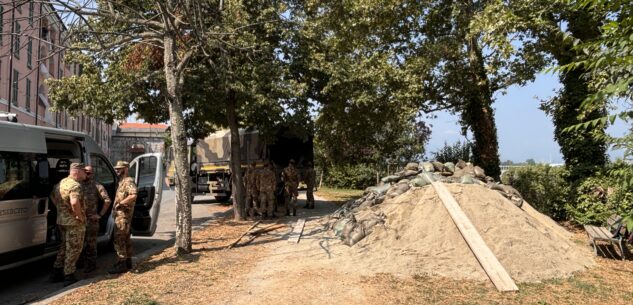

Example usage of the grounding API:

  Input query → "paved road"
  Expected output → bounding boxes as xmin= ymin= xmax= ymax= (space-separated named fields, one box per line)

xmin=0 ymin=189 xmax=231 ymax=305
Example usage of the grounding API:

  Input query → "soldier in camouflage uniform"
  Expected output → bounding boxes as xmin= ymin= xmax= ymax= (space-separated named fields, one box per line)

xmin=244 ymin=162 xmax=259 ymax=217
xmin=257 ymin=162 xmax=277 ymax=218
xmin=108 ymin=161 xmax=138 ymax=274
xmin=282 ymin=159 xmax=300 ymax=216
xmin=303 ymin=162 xmax=317 ymax=209
xmin=51 ymin=163 xmax=87 ymax=287
xmin=79 ymin=166 xmax=112 ymax=273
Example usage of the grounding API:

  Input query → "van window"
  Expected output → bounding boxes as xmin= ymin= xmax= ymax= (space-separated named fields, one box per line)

xmin=90 ymin=155 xmax=115 ymax=185
xmin=0 ymin=152 xmax=34 ymax=201
xmin=138 ymin=156 xmax=158 ymax=188
xmin=45 ymin=139 xmax=82 ymax=185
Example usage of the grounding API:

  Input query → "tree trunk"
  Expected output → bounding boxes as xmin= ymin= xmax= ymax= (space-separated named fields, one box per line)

xmin=164 ymin=33 xmax=193 ymax=254
xmin=226 ymin=92 xmax=246 ymax=220
xmin=545 ymin=11 xmax=607 ymax=182
xmin=464 ymin=25 xmax=501 ymax=179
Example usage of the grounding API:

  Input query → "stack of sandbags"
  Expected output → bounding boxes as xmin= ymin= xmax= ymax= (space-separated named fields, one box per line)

xmin=330 ymin=160 xmax=527 ymax=246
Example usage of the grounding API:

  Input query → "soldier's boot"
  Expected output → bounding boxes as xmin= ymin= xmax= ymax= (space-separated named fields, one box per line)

xmin=126 ymin=258 xmax=133 ymax=270
xmin=49 ymin=268 xmax=64 ymax=283
xmin=63 ymin=274 xmax=78 ymax=287
xmin=108 ymin=261 xmax=129 ymax=274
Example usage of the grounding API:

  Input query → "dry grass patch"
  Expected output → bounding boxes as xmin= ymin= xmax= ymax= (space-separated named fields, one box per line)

xmin=51 ymin=218 xmax=273 ymax=305
xmin=315 ymin=187 xmax=364 ymax=204
xmin=358 ymin=256 xmax=633 ymax=305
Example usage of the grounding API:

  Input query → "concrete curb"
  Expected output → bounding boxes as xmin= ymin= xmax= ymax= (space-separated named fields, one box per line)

xmin=30 ymin=207 xmax=234 ymax=305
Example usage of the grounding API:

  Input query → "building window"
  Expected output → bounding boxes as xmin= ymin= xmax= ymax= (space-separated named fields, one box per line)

xmin=25 ymin=79 xmax=31 ymax=112
xmin=11 ymin=70 xmax=19 ymax=106
xmin=28 ymin=1 xmax=34 ymax=25
xmin=17 ymin=2 xmax=23 ymax=13
xmin=27 ymin=39 xmax=32 ymax=69
xmin=13 ymin=21 xmax=20 ymax=59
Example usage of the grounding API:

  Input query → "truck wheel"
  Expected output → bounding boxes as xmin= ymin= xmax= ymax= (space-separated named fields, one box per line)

xmin=215 ymin=195 xmax=231 ymax=202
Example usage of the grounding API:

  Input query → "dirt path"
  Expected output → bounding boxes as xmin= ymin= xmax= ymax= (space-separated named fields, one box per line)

xmin=223 ymin=194 xmax=376 ymax=305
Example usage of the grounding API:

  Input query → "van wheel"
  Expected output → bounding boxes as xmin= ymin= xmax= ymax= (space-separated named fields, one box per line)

xmin=215 ymin=195 xmax=231 ymax=202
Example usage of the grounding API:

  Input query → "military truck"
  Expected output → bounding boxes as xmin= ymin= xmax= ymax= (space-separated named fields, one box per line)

xmin=167 ymin=128 xmax=313 ymax=201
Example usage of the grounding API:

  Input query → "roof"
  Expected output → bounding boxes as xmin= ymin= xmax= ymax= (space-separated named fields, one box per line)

xmin=119 ymin=123 xmax=169 ymax=131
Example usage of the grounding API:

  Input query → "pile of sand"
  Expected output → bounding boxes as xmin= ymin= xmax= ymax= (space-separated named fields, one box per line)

xmin=330 ymin=184 xmax=594 ymax=283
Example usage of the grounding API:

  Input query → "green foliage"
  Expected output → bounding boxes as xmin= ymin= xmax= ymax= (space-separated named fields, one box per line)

xmin=502 ymin=165 xmax=571 ymax=220
xmin=323 ymin=164 xmax=377 ymax=190
xmin=565 ymin=166 xmax=633 ymax=227
xmin=431 ymin=141 xmax=472 ymax=164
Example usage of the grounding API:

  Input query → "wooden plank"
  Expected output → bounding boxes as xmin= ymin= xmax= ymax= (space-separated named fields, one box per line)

xmin=288 ymin=218 xmax=306 ymax=244
xmin=430 ymin=180 xmax=519 ymax=292
xmin=226 ymin=220 xmax=261 ymax=249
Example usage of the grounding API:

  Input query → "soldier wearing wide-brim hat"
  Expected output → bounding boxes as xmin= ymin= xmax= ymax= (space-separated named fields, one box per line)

xmin=51 ymin=163 xmax=87 ymax=286
xmin=109 ymin=160 xmax=138 ymax=274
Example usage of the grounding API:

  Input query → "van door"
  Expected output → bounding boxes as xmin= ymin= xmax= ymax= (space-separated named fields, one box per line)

xmin=0 ymin=152 xmax=48 ymax=267
xmin=128 ymin=153 xmax=163 ymax=236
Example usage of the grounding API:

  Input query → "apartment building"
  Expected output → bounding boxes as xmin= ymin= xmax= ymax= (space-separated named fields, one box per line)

xmin=0 ymin=1 xmax=112 ymax=155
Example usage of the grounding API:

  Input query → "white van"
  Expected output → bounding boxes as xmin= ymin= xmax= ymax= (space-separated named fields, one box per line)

xmin=0 ymin=120 xmax=164 ymax=271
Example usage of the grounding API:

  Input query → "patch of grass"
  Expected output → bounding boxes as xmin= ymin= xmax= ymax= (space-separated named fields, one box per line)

xmin=122 ymin=292 xmax=158 ymax=305
xmin=316 ymin=186 xmax=364 ymax=204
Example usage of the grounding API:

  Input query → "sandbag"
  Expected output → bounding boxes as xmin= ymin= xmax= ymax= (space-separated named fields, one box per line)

xmin=460 ymin=174 xmax=474 ymax=184
xmin=341 ymin=220 xmax=355 ymax=239
xmin=444 ymin=162 xmax=455 ymax=173
xmin=432 ymin=161 xmax=445 ymax=172
xmin=455 ymin=159 xmax=467 ymax=169
xmin=405 ymin=162 xmax=419 ymax=171
xmin=333 ymin=219 xmax=351 ymax=237
xmin=410 ymin=177 xmax=429 ymax=187
xmin=474 ymin=166 xmax=486 ymax=178
xmin=421 ymin=162 xmax=435 ymax=172
xmin=396 ymin=183 xmax=410 ymax=193
xmin=346 ymin=225 xmax=366 ymax=246
xmin=398 ymin=178 xmax=410 ymax=185
xmin=367 ymin=184 xmax=391 ymax=195
xmin=403 ymin=170 xmax=418 ymax=177
xmin=381 ymin=175 xmax=400 ymax=183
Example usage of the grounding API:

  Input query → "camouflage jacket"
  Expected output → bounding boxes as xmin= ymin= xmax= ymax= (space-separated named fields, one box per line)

xmin=244 ymin=168 xmax=259 ymax=192
xmin=303 ymin=168 xmax=316 ymax=187
xmin=282 ymin=165 xmax=299 ymax=186
xmin=82 ymin=179 xmax=111 ymax=219
xmin=50 ymin=183 xmax=61 ymax=206
xmin=257 ymin=168 xmax=277 ymax=193
xmin=114 ymin=177 xmax=137 ymax=209
xmin=57 ymin=177 xmax=85 ymax=226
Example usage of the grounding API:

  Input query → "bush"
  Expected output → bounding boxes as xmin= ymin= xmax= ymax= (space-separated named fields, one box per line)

xmin=323 ymin=164 xmax=377 ymax=189
xmin=502 ymin=165 xmax=571 ymax=220
xmin=567 ymin=169 xmax=633 ymax=225
xmin=503 ymin=162 xmax=633 ymax=225
xmin=431 ymin=141 xmax=471 ymax=163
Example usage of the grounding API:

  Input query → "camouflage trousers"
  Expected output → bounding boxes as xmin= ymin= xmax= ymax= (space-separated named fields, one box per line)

xmin=246 ymin=190 xmax=259 ymax=210
xmin=284 ymin=184 xmax=299 ymax=211
xmin=306 ymin=184 xmax=315 ymax=207
xmin=113 ymin=206 xmax=134 ymax=261
xmin=258 ymin=191 xmax=275 ymax=215
xmin=79 ymin=221 xmax=99 ymax=267
xmin=53 ymin=225 xmax=86 ymax=275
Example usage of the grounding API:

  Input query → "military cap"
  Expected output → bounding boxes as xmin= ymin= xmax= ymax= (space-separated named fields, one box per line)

xmin=114 ymin=161 xmax=130 ymax=169
xmin=70 ymin=163 xmax=86 ymax=170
